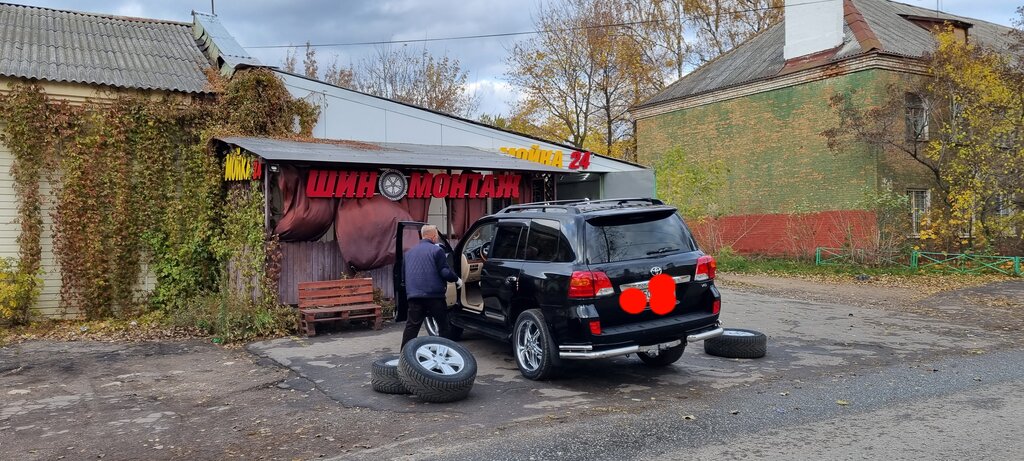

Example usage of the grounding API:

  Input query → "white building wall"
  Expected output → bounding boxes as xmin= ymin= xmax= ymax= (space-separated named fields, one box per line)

xmin=275 ymin=71 xmax=645 ymax=175
xmin=0 ymin=131 xmax=63 ymax=317
xmin=0 ymin=80 xmax=174 ymax=317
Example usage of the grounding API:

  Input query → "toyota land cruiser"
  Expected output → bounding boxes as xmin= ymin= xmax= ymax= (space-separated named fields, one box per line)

xmin=394 ymin=198 xmax=723 ymax=380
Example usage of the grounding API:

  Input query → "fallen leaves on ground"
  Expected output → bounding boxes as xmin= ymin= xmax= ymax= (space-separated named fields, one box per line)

xmin=1 ymin=312 xmax=204 ymax=345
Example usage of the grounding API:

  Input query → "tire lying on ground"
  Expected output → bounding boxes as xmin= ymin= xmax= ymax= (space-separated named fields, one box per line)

xmin=398 ymin=336 xmax=477 ymax=403
xmin=704 ymin=328 xmax=768 ymax=359
xmin=371 ymin=356 xmax=409 ymax=394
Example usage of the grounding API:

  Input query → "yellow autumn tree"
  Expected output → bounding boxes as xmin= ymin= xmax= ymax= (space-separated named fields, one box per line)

xmin=824 ymin=26 xmax=1024 ymax=253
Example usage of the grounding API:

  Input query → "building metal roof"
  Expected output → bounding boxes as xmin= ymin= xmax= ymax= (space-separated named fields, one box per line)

xmin=192 ymin=12 xmax=261 ymax=77
xmin=0 ymin=3 xmax=212 ymax=93
xmin=215 ymin=136 xmax=572 ymax=174
xmin=637 ymin=0 xmax=1015 ymax=111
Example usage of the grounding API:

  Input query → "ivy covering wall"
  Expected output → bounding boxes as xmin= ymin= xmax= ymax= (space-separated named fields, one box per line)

xmin=0 ymin=69 xmax=318 ymax=338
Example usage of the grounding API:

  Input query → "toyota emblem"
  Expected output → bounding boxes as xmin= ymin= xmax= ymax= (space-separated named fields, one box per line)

xmin=650 ymin=266 xmax=663 ymax=276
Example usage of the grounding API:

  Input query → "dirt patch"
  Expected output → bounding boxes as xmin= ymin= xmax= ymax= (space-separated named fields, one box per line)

xmin=718 ymin=273 xmax=921 ymax=308
xmin=0 ymin=340 xmax=431 ymax=460
xmin=718 ymin=273 xmax=1024 ymax=341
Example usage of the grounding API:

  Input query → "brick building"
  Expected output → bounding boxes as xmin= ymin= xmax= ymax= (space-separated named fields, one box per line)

xmin=633 ymin=0 xmax=1013 ymax=256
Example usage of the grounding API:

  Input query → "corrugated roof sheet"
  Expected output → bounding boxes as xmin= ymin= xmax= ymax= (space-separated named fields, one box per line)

xmin=639 ymin=0 xmax=1015 ymax=109
xmin=0 ymin=3 xmax=211 ymax=93
xmin=192 ymin=12 xmax=261 ymax=75
xmin=215 ymin=137 xmax=572 ymax=174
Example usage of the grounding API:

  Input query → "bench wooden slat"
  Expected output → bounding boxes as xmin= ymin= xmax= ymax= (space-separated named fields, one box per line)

xmin=296 ymin=278 xmax=383 ymax=336
xmin=298 ymin=286 xmax=373 ymax=297
xmin=298 ymin=279 xmax=373 ymax=290
xmin=299 ymin=294 xmax=374 ymax=307
xmin=304 ymin=312 xmax=380 ymax=323
xmin=299 ymin=304 xmax=379 ymax=314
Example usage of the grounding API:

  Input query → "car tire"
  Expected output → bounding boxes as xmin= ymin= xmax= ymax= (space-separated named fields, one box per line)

xmin=424 ymin=315 xmax=464 ymax=341
xmin=398 ymin=336 xmax=477 ymax=403
xmin=637 ymin=343 xmax=686 ymax=367
xmin=371 ymin=356 xmax=409 ymax=394
xmin=704 ymin=328 xmax=767 ymax=359
xmin=513 ymin=309 xmax=559 ymax=381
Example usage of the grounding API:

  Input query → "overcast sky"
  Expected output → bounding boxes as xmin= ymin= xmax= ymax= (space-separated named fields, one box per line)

xmin=19 ymin=0 xmax=1024 ymax=117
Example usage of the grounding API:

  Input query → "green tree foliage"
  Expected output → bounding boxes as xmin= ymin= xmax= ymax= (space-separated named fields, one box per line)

xmin=654 ymin=147 xmax=729 ymax=219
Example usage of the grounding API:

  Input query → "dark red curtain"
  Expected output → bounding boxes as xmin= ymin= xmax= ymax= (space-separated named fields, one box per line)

xmin=274 ymin=166 xmax=337 ymax=242
xmin=450 ymin=198 xmax=488 ymax=239
xmin=402 ymin=197 xmax=430 ymax=223
xmin=335 ymin=195 xmax=420 ymax=272
xmin=520 ymin=174 xmax=533 ymax=203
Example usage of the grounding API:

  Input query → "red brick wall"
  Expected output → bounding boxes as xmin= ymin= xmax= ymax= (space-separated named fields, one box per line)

xmin=690 ymin=210 xmax=878 ymax=257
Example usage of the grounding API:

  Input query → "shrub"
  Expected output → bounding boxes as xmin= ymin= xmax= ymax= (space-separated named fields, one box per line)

xmin=0 ymin=258 xmax=41 ymax=324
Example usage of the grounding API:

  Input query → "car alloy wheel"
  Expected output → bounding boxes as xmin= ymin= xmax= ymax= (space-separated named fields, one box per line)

xmin=398 ymin=336 xmax=477 ymax=403
xmin=425 ymin=316 xmax=440 ymax=336
xmin=515 ymin=318 xmax=543 ymax=373
xmin=414 ymin=343 xmax=466 ymax=376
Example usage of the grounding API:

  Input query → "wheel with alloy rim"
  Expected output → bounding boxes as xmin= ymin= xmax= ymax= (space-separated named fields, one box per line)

xmin=370 ymin=356 xmax=409 ymax=394
xmin=513 ymin=309 xmax=558 ymax=380
xmin=398 ymin=336 xmax=477 ymax=403
xmin=704 ymin=328 xmax=767 ymax=359
xmin=424 ymin=315 xmax=463 ymax=341
xmin=637 ymin=343 xmax=686 ymax=367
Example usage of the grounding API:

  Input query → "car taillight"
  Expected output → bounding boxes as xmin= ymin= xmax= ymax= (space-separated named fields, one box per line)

xmin=695 ymin=255 xmax=717 ymax=281
xmin=568 ymin=271 xmax=614 ymax=298
xmin=589 ymin=320 xmax=602 ymax=335
xmin=712 ymin=298 xmax=721 ymax=315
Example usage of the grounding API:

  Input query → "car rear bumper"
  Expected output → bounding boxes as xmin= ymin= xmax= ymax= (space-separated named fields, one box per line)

xmin=558 ymin=326 xmax=723 ymax=360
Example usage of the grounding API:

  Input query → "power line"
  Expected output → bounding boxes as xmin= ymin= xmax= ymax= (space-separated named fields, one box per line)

xmin=244 ymin=0 xmax=841 ymax=49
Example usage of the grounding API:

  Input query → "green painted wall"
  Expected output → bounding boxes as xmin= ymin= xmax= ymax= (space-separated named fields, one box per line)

xmin=637 ymin=68 xmax=929 ymax=215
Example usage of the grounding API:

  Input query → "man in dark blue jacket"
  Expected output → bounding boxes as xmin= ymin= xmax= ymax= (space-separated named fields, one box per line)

xmin=401 ymin=225 xmax=461 ymax=349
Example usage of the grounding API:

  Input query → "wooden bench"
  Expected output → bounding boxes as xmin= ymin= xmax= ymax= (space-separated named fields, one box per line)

xmin=297 ymin=278 xmax=383 ymax=337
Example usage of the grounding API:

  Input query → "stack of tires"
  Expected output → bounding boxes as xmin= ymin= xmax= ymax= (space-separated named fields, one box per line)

xmin=371 ymin=336 xmax=477 ymax=403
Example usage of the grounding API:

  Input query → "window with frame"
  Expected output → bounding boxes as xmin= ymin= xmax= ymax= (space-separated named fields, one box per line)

xmin=996 ymin=194 xmax=1015 ymax=218
xmin=490 ymin=224 xmax=525 ymax=260
xmin=523 ymin=219 xmax=575 ymax=263
xmin=905 ymin=93 xmax=929 ymax=141
xmin=908 ymin=189 xmax=930 ymax=235
xmin=462 ymin=222 xmax=495 ymax=261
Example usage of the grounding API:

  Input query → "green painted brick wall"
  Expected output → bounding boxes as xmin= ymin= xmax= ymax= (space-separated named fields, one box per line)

xmin=637 ymin=68 xmax=928 ymax=215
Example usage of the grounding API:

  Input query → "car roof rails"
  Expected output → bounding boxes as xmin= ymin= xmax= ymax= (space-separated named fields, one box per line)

xmin=498 ymin=197 xmax=665 ymax=214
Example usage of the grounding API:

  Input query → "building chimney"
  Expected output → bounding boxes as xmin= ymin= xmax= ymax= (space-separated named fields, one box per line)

xmin=784 ymin=0 xmax=844 ymax=60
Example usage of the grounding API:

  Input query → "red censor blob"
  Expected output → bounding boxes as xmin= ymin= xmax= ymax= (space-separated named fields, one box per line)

xmin=619 ymin=288 xmax=647 ymax=314
xmin=618 ymin=274 xmax=679 ymax=316
xmin=648 ymin=274 xmax=677 ymax=315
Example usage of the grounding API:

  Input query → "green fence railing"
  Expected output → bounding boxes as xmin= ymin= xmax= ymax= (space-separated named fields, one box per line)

xmin=910 ymin=251 xmax=1022 ymax=276
xmin=816 ymin=247 xmax=1022 ymax=276
xmin=814 ymin=247 xmax=907 ymax=268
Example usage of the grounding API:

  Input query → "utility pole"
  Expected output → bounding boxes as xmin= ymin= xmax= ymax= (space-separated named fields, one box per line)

xmin=211 ymin=0 xmax=215 ymax=15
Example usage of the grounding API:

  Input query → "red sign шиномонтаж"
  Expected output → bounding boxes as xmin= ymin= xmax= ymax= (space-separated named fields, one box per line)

xmin=305 ymin=170 xmax=522 ymax=199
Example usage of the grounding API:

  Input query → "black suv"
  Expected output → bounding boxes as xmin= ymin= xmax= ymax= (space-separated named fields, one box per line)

xmin=394 ymin=198 xmax=723 ymax=380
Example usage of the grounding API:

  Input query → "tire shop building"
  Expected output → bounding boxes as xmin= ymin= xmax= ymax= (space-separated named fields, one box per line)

xmin=193 ymin=12 xmax=654 ymax=302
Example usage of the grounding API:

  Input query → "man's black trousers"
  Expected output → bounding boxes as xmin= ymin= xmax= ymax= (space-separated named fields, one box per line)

xmin=401 ymin=297 xmax=449 ymax=349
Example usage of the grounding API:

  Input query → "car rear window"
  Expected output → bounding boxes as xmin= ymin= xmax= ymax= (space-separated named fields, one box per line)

xmin=585 ymin=211 xmax=697 ymax=263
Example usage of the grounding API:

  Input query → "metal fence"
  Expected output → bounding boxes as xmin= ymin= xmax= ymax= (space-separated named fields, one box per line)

xmin=815 ymin=247 xmax=1023 ymax=276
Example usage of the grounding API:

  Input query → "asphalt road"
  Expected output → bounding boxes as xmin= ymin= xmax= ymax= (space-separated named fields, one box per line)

xmin=358 ymin=348 xmax=1024 ymax=460
xmin=3 ymin=277 xmax=1022 ymax=460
